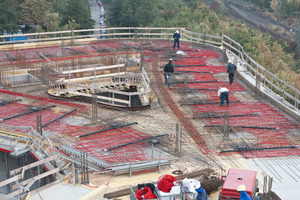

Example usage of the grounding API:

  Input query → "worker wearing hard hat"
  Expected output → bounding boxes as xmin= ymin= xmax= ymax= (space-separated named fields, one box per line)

xmin=173 ymin=30 xmax=180 ymax=50
xmin=163 ymin=58 xmax=174 ymax=88
xmin=227 ymin=60 xmax=237 ymax=85
xmin=237 ymin=185 xmax=251 ymax=200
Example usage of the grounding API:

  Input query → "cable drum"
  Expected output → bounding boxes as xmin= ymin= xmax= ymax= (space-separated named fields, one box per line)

xmin=157 ymin=175 xmax=177 ymax=192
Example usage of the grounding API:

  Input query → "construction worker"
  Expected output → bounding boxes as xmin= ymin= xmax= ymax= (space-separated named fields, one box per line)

xmin=164 ymin=58 xmax=174 ymax=88
xmin=195 ymin=186 xmax=207 ymax=200
xmin=227 ymin=60 xmax=237 ymax=85
xmin=237 ymin=185 xmax=251 ymax=200
xmin=173 ymin=30 xmax=180 ymax=50
xmin=218 ymin=87 xmax=229 ymax=106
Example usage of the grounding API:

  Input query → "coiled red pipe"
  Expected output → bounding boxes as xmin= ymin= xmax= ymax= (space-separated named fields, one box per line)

xmin=135 ymin=187 xmax=156 ymax=200
xmin=157 ymin=175 xmax=177 ymax=192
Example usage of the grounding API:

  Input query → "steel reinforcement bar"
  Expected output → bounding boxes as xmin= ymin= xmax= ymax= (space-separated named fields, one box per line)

xmin=152 ymin=51 xmax=209 ymax=155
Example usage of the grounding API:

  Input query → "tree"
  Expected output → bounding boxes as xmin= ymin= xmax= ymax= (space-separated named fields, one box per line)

xmin=49 ymin=0 xmax=68 ymax=17
xmin=270 ymin=0 xmax=277 ymax=12
xmin=45 ymin=13 xmax=60 ymax=32
xmin=18 ymin=0 xmax=51 ymax=25
xmin=106 ymin=0 xmax=123 ymax=26
xmin=65 ymin=19 xmax=80 ymax=30
xmin=61 ymin=0 xmax=94 ymax=30
xmin=0 ymin=0 xmax=18 ymax=34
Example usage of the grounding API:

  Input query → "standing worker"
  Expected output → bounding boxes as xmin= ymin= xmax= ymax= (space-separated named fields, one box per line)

xmin=164 ymin=58 xmax=174 ymax=88
xmin=227 ymin=60 xmax=237 ymax=85
xmin=218 ymin=87 xmax=229 ymax=106
xmin=195 ymin=186 xmax=207 ymax=200
xmin=237 ymin=185 xmax=251 ymax=200
xmin=173 ymin=30 xmax=180 ymax=50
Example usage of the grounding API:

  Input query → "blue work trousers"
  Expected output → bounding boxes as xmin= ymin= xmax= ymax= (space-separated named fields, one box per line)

xmin=220 ymin=91 xmax=229 ymax=106
xmin=173 ymin=39 xmax=180 ymax=49
xmin=164 ymin=72 xmax=172 ymax=88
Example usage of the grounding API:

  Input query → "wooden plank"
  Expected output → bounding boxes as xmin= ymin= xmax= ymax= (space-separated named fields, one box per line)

xmin=0 ymin=188 xmax=25 ymax=200
xmin=11 ymin=168 xmax=59 ymax=190
xmin=63 ymin=72 xmax=126 ymax=83
xmin=24 ymin=168 xmax=60 ymax=191
xmin=0 ymin=175 xmax=22 ymax=188
xmin=61 ymin=64 xmax=125 ymax=74
xmin=10 ymin=155 xmax=59 ymax=176
xmin=3 ymin=169 xmax=59 ymax=200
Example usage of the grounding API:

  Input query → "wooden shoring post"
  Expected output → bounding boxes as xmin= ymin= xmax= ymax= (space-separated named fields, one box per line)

xmin=263 ymin=175 xmax=267 ymax=200
xmin=71 ymin=162 xmax=76 ymax=184
xmin=268 ymin=176 xmax=273 ymax=199
xmin=36 ymin=114 xmax=42 ymax=136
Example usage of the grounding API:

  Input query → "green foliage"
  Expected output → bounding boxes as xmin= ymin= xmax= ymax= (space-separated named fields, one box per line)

xmin=45 ymin=13 xmax=60 ymax=32
xmin=65 ymin=19 xmax=80 ymax=30
xmin=281 ymin=0 xmax=300 ymax=18
xmin=18 ymin=0 xmax=51 ymax=25
xmin=61 ymin=0 xmax=94 ymax=29
xmin=2 ymin=0 xmax=93 ymax=32
xmin=0 ymin=0 xmax=18 ymax=34
xmin=49 ymin=0 xmax=68 ymax=17
xmin=35 ymin=25 xmax=45 ymax=33
xmin=106 ymin=0 xmax=160 ymax=27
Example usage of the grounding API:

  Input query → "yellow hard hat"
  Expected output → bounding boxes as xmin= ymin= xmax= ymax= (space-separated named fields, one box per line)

xmin=237 ymin=185 xmax=246 ymax=191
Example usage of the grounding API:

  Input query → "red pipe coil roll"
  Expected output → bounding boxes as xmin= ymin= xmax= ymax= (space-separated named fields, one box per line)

xmin=135 ymin=187 xmax=156 ymax=200
xmin=157 ymin=175 xmax=177 ymax=192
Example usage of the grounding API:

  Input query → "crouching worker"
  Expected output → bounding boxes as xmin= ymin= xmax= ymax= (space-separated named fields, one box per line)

xmin=218 ymin=87 xmax=229 ymax=106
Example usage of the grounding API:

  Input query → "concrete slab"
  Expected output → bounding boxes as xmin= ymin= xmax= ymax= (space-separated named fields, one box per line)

xmin=29 ymin=183 xmax=92 ymax=200
xmin=248 ymin=157 xmax=300 ymax=200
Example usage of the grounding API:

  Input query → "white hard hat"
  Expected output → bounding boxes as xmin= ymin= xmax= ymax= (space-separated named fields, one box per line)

xmin=169 ymin=58 xmax=172 ymax=61
xmin=237 ymin=185 xmax=246 ymax=191
xmin=228 ymin=60 xmax=232 ymax=63
xmin=176 ymin=30 xmax=179 ymax=33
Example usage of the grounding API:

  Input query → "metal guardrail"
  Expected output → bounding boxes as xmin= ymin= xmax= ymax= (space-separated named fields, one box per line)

xmin=221 ymin=34 xmax=300 ymax=110
xmin=0 ymin=27 xmax=299 ymax=111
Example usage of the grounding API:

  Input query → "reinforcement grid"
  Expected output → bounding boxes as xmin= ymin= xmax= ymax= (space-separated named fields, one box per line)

xmin=0 ymin=101 xmax=153 ymax=164
xmin=0 ymin=40 xmax=299 ymax=164
xmin=148 ymin=41 xmax=300 ymax=159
